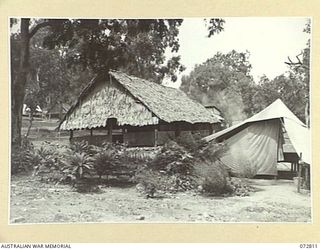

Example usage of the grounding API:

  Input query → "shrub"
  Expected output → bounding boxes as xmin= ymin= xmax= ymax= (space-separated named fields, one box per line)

xmin=70 ymin=140 xmax=91 ymax=154
xmin=175 ymin=132 xmax=205 ymax=153
xmin=63 ymin=151 xmax=94 ymax=180
xmin=149 ymin=140 xmax=194 ymax=175
xmin=92 ymin=149 xmax=119 ymax=179
xmin=194 ymin=160 xmax=229 ymax=195
xmin=134 ymin=166 xmax=198 ymax=194
xmin=31 ymin=144 xmax=67 ymax=180
xmin=134 ymin=136 xmax=231 ymax=196
xmin=91 ymin=142 xmax=140 ymax=179
xmin=134 ymin=140 xmax=197 ymax=194
xmin=11 ymin=139 xmax=58 ymax=175
xmin=11 ymin=146 xmax=37 ymax=174
xmin=34 ymin=141 xmax=104 ymax=190
xmin=198 ymin=140 xmax=226 ymax=162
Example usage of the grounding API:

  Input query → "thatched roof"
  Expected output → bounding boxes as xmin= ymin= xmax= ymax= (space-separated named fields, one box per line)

xmin=59 ymin=70 xmax=220 ymax=130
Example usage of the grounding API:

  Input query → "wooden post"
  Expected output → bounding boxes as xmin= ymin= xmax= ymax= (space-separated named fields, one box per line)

xmin=122 ymin=127 xmax=126 ymax=145
xmin=297 ymin=153 xmax=302 ymax=193
xmin=107 ymin=121 xmax=113 ymax=143
xmin=174 ymin=122 xmax=181 ymax=138
xmin=154 ymin=126 xmax=158 ymax=146
xmin=108 ymin=124 xmax=112 ymax=143
xmin=175 ymin=124 xmax=180 ymax=138
xmin=175 ymin=130 xmax=180 ymax=138
xmin=209 ymin=124 xmax=214 ymax=135
xmin=305 ymin=166 xmax=310 ymax=190
xmin=69 ymin=130 xmax=73 ymax=141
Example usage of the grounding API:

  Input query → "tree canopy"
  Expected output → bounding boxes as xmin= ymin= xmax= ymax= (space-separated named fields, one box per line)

xmin=180 ymin=50 xmax=256 ymax=125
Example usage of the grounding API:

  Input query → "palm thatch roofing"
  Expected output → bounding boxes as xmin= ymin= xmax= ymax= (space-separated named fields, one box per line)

xmin=59 ymin=70 xmax=220 ymax=130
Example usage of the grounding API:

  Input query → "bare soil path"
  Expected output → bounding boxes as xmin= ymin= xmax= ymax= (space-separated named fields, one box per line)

xmin=10 ymin=175 xmax=311 ymax=223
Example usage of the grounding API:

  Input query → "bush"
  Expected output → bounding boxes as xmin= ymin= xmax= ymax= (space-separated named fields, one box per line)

xmin=69 ymin=140 xmax=91 ymax=154
xmin=31 ymin=143 xmax=67 ymax=182
xmin=134 ymin=138 xmax=229 ymax=195
xmin=91 ymin=142 xmax=141 ymax=179
xmin=11 ymin=145 xmax=39 ymax=175
xmin=134 ymin=165 xmax=198 ymax=194
xmin=11 ymin=139 xmax=58 ymax=175
xmin=198 ymin=140 xmax=227 ymax=162
xmin=194 ymin=160 xmax=229 ymax=195
xmin=63 ymin=151 xmax=94 ymax=179
xmin=92 ymin=149 xmax=119 ymax=178
xmin=148 ymin=140 xmax=194 ymax=175
xmin=175 ymin=132 xmax=205 ymax=153
xmin=33 ymin=140 xmax=142 ymax=190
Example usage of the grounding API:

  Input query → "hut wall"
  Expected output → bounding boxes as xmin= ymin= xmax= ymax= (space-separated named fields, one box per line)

xmin=157 ymin=131 xmax=175 ymax=145
xmin=154 ymin=122 xmax=222 ymax=146
xmin=124 ymin=131 xmax=156 ymax=147
xmin=72 ymin=134 xmax=110 ymax=145
xmin=60 ymin=79 xmax=158 ymax=130
xmin=69 ymin=120 xmax=221 ymax=147
xmin=156 ymin=130 xmax=212 ymax=145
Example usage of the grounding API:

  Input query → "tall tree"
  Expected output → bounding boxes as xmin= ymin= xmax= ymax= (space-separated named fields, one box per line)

xmin=11 ymin=18 xmax=35 ymax=146
xmin=180 ymin=50 xmax=255 ymax=125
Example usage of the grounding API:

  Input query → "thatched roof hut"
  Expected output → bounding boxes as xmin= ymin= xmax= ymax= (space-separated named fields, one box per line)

xmin=59 ymin=71 xmax=222 ymax=146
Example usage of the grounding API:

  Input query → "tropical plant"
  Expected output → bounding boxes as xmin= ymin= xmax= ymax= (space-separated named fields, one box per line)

xmin=63 ymin=152 xmax=94 ymax=180
xmin=92 ymin=150 xmax=119 ymax=179
xmin=11 ymin=146 xmax=39 ymax=174
xmin=149 ymin=140 xmax=194 ymax=175
xmin=32 ymin=146 xmax=65 ymax=177
xmin=69 ymin=140 xmax=92 ymax=154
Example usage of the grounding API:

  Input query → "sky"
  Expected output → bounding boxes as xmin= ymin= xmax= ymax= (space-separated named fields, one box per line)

xmin=164 ymin=17 xmax=310 ymax=88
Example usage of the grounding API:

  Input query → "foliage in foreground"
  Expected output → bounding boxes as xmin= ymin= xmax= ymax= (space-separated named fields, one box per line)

xmin=11 ymin=139 xmax=142 ymax=191
xmin=134 ymin=133 xmax=239 ymax=197
xmin=11 ymin=135 xmax=254 ymax=196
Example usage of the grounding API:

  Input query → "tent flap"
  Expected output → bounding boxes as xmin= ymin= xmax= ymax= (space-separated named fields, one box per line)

xmin=220 ymin=119 xmax=280 ymax=176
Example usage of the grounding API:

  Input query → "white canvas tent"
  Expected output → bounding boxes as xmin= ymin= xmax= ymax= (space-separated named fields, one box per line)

xmin=204 ymin=99 xmax=311 ymax=176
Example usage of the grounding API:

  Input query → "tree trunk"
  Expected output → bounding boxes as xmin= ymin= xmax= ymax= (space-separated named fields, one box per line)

xmin=11 ymin=18 xmax=30 ymax=146
xmin=25 ymin=111 xmax=34 ymax=138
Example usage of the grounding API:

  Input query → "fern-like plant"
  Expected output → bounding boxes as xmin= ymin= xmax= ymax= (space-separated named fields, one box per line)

xmin=64 ymin=152 xmax=94 ymax=179
xmin=93 ymin=150 xmax=119 ymax=179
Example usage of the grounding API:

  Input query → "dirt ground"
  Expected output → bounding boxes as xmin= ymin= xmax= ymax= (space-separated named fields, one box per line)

xmin=10 ymin=175 xmax=311 ymax=223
